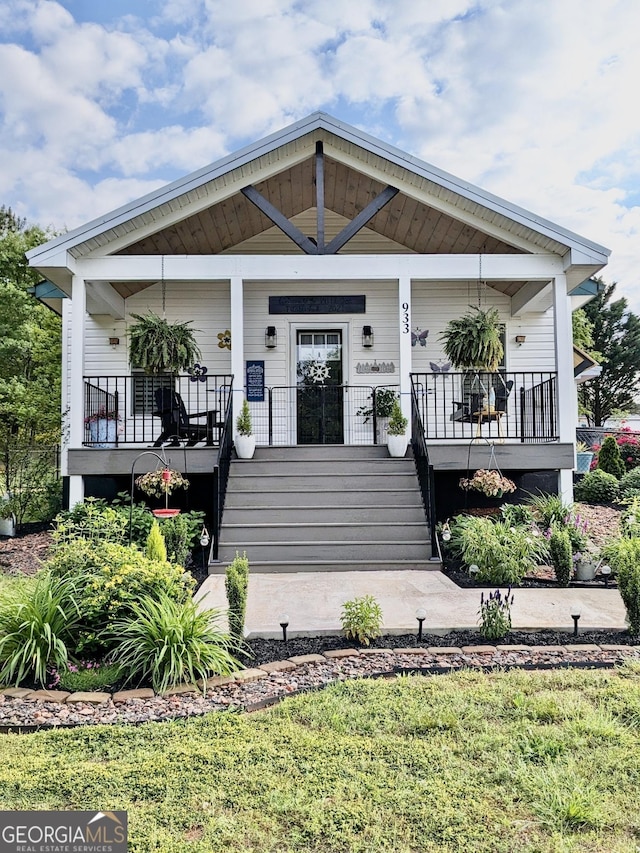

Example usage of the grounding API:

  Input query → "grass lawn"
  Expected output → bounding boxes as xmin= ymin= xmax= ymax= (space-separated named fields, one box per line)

xmin=2 ymin=666 xmax=640 ymax=852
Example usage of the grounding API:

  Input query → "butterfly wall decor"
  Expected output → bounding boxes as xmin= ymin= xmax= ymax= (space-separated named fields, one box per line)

xmin=411 ymin=328 xmax=429 ymax=347
xmin=429 ymin=361 xmax=451 ymax=372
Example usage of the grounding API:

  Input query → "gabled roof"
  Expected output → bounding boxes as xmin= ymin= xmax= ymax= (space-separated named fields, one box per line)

xmin=27 ymin=111 xmax=610 ymax=272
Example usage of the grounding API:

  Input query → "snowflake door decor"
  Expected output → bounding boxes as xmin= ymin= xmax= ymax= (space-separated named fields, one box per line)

xmin=306 ymin=360 xmax=331 ymax=383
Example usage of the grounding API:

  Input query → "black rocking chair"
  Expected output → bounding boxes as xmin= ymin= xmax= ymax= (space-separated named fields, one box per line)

xmin=152 ymin=388 xmax=222 ymax=447
xmin=451 ymin=379 xmax=514 ymax=433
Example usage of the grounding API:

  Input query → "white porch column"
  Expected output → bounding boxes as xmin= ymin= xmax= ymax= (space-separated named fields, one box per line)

xmin=553 ymin=272 xmax=575 ymax=501
xmin=398 ymin=276 xmax=412 ymax=423
xmin=68 ymin=274 xmax=86 ymax=508
xmin=230 ymin=276 xmax=245 ymax=432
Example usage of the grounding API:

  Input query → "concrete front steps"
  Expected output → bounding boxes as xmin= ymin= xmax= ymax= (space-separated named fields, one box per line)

xmin=212 ymin=445 xmax=436 ymax=573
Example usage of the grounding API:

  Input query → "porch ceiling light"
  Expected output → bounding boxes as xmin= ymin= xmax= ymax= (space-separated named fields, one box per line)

xmin=265 ymin=326 xmax=277 ymax=348
xmin=362 ymin=325 xmax=374 ymax=348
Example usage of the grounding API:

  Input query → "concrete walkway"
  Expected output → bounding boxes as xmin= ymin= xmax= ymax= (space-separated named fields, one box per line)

xmin=196 ymin=570 xmax=628 ymax=639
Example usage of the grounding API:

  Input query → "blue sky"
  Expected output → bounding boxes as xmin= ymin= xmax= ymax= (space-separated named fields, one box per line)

xmin=1 ymin=0 xmax=639 ymax=310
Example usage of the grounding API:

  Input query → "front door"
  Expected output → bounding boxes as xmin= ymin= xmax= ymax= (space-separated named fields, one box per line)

xmin=296 ymin=330 xmax=344 ymax=444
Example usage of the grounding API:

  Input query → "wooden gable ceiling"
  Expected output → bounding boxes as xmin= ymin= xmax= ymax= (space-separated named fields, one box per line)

xmin=117 ymin=155 xmax=522 ymax=257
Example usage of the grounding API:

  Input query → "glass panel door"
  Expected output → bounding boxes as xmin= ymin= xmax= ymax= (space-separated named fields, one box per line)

xmin=296 ymin=331 xmax=344 ymax=444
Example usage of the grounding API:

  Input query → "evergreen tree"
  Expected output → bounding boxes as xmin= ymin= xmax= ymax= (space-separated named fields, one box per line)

xmin=579 ymin=280 xmax=640 ymax=426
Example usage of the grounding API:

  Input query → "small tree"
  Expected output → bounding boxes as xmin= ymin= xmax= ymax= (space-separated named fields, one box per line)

xmin=549 ymin=528 xmax=573 ymax=587
xmin=146 ymin=520 xmax=167 ymax=563
xmin=597 ymin=435 xmax=626 ymax=479
xmin=235 ymin=399 xmax=252 ymax=436
xmin=225 ymin=551 xmax=249 ymax=645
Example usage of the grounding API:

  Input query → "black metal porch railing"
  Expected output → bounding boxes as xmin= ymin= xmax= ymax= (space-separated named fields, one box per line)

xmin=248 ymin=385 xmax=400 ymax=446
xmin=410 ymin=381 xmax=437 ymax=550
xmin=83 ymin=375 xmax=234 ymax=446
xmin=410 ymin=371 xmax=559 ymax=442
xmin=520 ymin=375 xmax=557 ymax=443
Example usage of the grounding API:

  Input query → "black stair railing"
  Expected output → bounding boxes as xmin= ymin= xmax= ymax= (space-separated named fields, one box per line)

xmin=211 ymin=380 xmax=234 ymax=561
xmin=410 ymin=378 xmax=437 ymax=551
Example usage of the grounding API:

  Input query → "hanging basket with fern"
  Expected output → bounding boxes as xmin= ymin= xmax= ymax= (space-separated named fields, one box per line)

xmin=128 ymin=312 xmax=201 ymax=374
xmin=440 ymin=306 xmax=504 ymax=372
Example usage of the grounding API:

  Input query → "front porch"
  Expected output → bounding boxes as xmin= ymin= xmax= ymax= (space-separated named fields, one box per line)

xmin=79 ymin=368 xmax=560 ymax=459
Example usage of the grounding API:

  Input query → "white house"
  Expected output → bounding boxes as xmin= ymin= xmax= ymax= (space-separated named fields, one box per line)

xmin=27 ymin=112 xmax=609 ymax=566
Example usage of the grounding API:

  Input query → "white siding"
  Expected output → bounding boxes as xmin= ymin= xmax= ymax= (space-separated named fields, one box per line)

xmin=83 ymin=281 xmax=232 ymax=376
xmin=410 ymin=281 xmax=556 ymax=372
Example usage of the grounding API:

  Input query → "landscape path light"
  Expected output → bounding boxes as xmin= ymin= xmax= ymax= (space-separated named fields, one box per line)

xmin=279 ymin=614 xmax=289 ymax=643
xmin=415 ymin=607 xmax=427 ymax=641
xmin=571 ymin=603 xmax=581 ymax=637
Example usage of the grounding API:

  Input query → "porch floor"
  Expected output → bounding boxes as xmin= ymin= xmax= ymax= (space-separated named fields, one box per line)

xmin=195 ymin=570 xmax=626 ymax=639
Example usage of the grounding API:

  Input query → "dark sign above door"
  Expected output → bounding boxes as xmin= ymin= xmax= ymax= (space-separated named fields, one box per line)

xmin=269 ymin=295 xmax=366 ymax=314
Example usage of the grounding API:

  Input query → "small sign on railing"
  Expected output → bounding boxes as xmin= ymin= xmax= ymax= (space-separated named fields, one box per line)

xmin=246 ymin=360 xmax=265 ymax=402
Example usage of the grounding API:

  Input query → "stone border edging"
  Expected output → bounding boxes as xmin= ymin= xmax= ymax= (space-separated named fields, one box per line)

xmin=1 ymin=642 xmax=639 ymax=733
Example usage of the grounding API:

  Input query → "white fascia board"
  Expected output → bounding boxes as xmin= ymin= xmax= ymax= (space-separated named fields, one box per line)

xmin=74 ymin=252 xmax=564 ymax=282
xmin=27 ymin=112 xmax=611 ymax=268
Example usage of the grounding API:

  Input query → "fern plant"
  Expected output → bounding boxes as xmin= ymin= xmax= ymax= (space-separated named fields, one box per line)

xmin=128 ymin=312 xmax=201 ymax=374
xmin=440 ymin=306 xmax=503 ymax=371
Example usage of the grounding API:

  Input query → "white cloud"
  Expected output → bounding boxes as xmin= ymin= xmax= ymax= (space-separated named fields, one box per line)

xmin=1 ymin=0 xmax=639 ymax=312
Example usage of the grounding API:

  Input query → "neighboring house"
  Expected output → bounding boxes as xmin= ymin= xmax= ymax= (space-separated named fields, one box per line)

xmin=27 ymin=112 xmax=609 ymax=557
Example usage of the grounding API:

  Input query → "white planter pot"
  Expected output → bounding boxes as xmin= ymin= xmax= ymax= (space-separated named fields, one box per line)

xmin=575 ymin=559 xmax=599 ymax=581
xmin=235 ymin=434 xmax=256 ymax=459
xmin=387 ymin=433 xmax=408 ymax=458
xmin=87 ymin=418 xmax=118 ymax=448
xmin=0 ymin=515 xmax=16 ymax=537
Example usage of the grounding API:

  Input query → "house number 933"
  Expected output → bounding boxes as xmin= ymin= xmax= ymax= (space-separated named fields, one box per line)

xmin=401 ymin=302 xmax=410 ymax=334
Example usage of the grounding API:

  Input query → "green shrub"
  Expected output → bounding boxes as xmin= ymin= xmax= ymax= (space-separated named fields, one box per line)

xmin=597 ymin=435 xmax=626 ymax=479
xmin=146 ymin=520 xmax=167 ymax=562
xmin=449 ymin=515 xmax=548 ymax=585
xmin=55 ymin=496 xmax=204 ymax=564
xmin=548 ymin=528 xmax=573 ymax=587
xmin=478 ymin=588 xmax=513 ymax=640
xmin=341 ymin=595 xmax=383 ymax=646
xmin=574 ymin=469 xmax=619 ymax=504
xmin=161 ymin=511 xmax=203 ymax=566
xmin=601 ymin=537 xmax=640 ymax=636
xmin=620 ymin=496 xmax=640 ymax=538
xmin=46 ymin=539 xmax=194 ymax=654
xmin=0 ymin=573 xmax=80 ymax=687
xmin=596 ymin=435 xmax=627 ymax=479
xmin=525 ymin=493 xmax=573 ymax=529
xmin=54 ymin=661 xmax=122 ymax=692
xmin=225 ymin=551 xmax=249 ymax=645
xmin=110 ymin=594 xmax=238 ymax=694
xmin=54 ymin=497 xmax=128 ymax=544
xmin=618 ymin=469 xmax=640 ymax=501
xmin=500 ymin=504 xmax=535 ymax=527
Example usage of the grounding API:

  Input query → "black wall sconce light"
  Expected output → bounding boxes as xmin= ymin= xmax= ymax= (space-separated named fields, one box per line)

xmin=362 ymin=325 xmax=374 ymax=348
xmin=265 ymin=326 xmax=277 ymax=348
xmin=109 ymin=337 xmax=120 ymax=349
xmin=515 ymin=334 xmax=526 ymax=346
